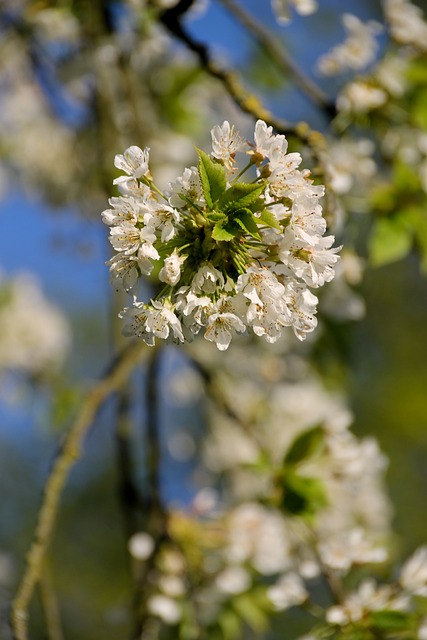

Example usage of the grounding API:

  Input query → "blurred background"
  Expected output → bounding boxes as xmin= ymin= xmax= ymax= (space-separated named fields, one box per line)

xmin=1 ymin=0 xmax=427 ymax=638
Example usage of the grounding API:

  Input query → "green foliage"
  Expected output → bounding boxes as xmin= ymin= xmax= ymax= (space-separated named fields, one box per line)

xmin=201 ymin=177 xmax=267 ymax=243
xmin=212 ymin=223 xmax=236 ymax=242
xmin=232 ymin=593 xmax=269 ymax=633
xmin=405 ymin=206 xmax=427 ymax=273
xmin=197 ymin=148 xmax=227 ymax=209
xmin=413 ymin=87 xmax=427 ymax=130
xmin=233 ymin=209 xmax=261 ymax=239
xmin=258 ymin=208 xmax=282 ymax=230
xmin=218 ymin=182 xmax=266 ymax=213
xmin=369 ymin=215 xmax=413 ymax=267
xmin=277 ymin=425 xmax=328 ymax=517
xmin=369 ymin=610 xmax=414 ymax=632
xmin=282 ymin=471 xmax=328 ymax=517
xmin=368 ymin=159 xmax=427 ymax=269
xmin=284 ymin=425 xmax=325 ymax=466
xmin=218 ymin=608 xmax=243 ymax=640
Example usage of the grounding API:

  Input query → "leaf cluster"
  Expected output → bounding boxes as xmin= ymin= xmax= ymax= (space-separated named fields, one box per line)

xmin=196 ymin=149 xmax=276 ymax=243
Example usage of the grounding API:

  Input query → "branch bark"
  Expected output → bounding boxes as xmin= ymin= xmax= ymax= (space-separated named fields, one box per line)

xmin=10 ymin=340 xmax=148 ymax=640
xmin=157 ymin=0 xmax=335 ymax=140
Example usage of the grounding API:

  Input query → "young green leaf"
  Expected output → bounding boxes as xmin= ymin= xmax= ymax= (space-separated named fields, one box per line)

xmin=206 ymin=211 xmax=227 ymax=223
xmin=212 ymin=223 xmax=235 ymax=242
xmin=217 ymin=609 xmax=242 ymax=640
xmin=219 ymin=182 xmax=266 ymax=213
xmin=197 ymin=148 xmax=227 ymax=209
xmin=284 ymin=425 xmax=324 ymax=466
xmin=370 ymin=610 xmax=413 ymax=631
xmin=258 ymin=208 xmax=281 ymax=230
xmin=234 ymin=209 xmax=261 ymax=239
xmin=232 ymin=595 xmax=269 ymax=632
xmin=282 ymin=471 xmax=328 ymax=517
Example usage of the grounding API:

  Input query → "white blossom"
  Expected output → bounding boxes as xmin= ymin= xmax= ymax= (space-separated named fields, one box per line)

xmin=317 ymin=14 xmax=382 ymax=75
xmin=267 ymin=572 xmax=307 ymax=610
xmin=400 ymin=547 xmax=427 ymax=596
xmin=147 ymin=594 xmax=181 ymax=625
xmin=204 ymin=307 xmax=246 ymax=351
xmin=211 ymin=121 xmax=246 ymax=170
xmin=283 ymin=281 xmax=318 ymax=340
xmin=159 ymin=249 xmax=186 ymax=286
xmin=0 ymin=273 xmax=70 ymax=374
xmin=215 ymin=566 xmax=251 ymax=595
xmin=107 ymin=253 xmax=141 ymax=290
xmin=318 ymin=528 xmax=388 ymax=572
xmin=225 ymin=504 xmax=291 ymax=575
xmin=383 ymin=0 xmax=427 ymax=50
xmin=337 ymin=80 xmax=388 ymax=113
xmin=103 ymin=120 xmax=339 ymax=349
xmin=326 ymin=579 xmax=407 ymax=625
xmin=101 ymin=196 xmax=142 ymax=226
xmin=252 ymin=119 xmax=288 ymax=166
xmin=128 ymin=533 xmax=155 ymax=561
xmin=167 ymin=166 xmax=205 ymax=208
xmin=192 ymin=264 xmax=225 ymax=295
xmin=114 ymin=145 xmax=150 ymax=179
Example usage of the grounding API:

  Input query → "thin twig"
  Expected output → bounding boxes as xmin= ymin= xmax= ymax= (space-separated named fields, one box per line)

xmin=38 ymin=568 xmax=64 ymax=640
xmin=217 ymin=0 xmax=334 ymax=117
xmin=10 ymin=340 xmax=148 ymax=640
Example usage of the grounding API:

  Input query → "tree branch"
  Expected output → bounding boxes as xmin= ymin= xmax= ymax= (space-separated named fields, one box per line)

xmin=10 ymin=340 xmax=148 ymax=640
xmin=38 ymin=568 xmax=64 ymax=640
xmin=158 ymin=3 xmax=296 ymax=135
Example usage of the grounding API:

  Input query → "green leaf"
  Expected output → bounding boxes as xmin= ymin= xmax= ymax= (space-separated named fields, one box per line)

xmin=282 ymin=471 xmax=328 ymax=517
xmin=413 ymin=87 xmax=427 ymax=130
xmin=206 ymin=211 xmax=227 ymax=223
xmin=219 ymin=182 xmax=266 ymax=213
xmin=370 ymin=610 xmax=413 ymax=631
xmin=197 ymin=148 xmax=227 ymax=209
xmin=212 ymin=223 xmax=235 ymax=242
xmin=284 ymin=425 xmax=324 ymax=466
xmin=258 ymin=208 xmax=281 ymax=230
xmin=369 ymin=216 xmax=413 ymax=268
xmin=393 ymin=161 xmax=421 ymax=193
xmin=217 ymin=609 xmax=242 ymax=640
xmin=234 ymin=209 xmax=261 ymax=239
xmin=232 ymin=595 xmax=268 ymax=632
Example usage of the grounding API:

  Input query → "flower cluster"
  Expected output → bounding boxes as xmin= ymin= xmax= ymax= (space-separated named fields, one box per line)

xmin=102 ymin=120 xmax=340 ymax=350
xmin=317 ymin=13 xmax=382 ymax=76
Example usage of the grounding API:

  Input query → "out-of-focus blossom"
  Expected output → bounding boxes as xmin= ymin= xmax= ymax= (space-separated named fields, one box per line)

xmin=383 ymin=0 xmax=427 ymax=50
xmin=336 ymin=80 xmax=388 ymax=113
xmin=0 ymin=273 xmax=70 ymax=375
xmin=272 ymin=0 xmax=318 ymax=24
xmin=318 ymin=14 xmax=382 ymax=76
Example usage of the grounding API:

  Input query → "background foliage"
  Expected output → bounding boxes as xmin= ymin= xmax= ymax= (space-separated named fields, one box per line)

xmin=1 ymin=1 xmax=427 ymax=639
